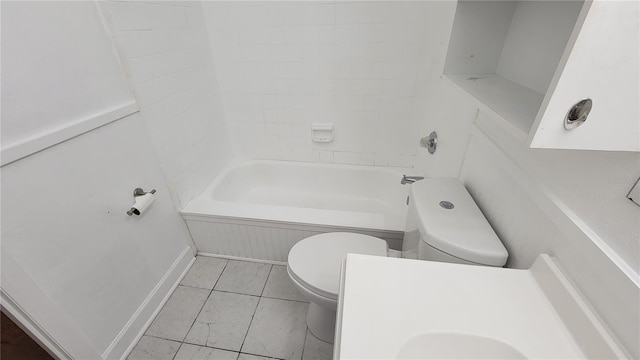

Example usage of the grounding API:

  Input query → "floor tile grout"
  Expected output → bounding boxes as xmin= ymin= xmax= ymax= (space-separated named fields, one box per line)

xmin=260 ymin=264 xmax=275 ymax=297
xmin=133 ymin=256 xmax=328 ymax=360
xmin=213 ymin=260 xmax=272 ymax=297
xmin=171 ymin=258 xmax=231 ymax=358
xmin=144 ymin=334 xmax=182 ymax=343
xmin=179 ymin=284 xmax=308 ymax=303
xmin=260 ymin=295 xmax=309 ymax=304
xmin=238 ymin=263 xmax=275 ymax=357
xmin=206 ymin=288 xmax=262 ymax=299
xmin=239 ymin=351 xmax=287 ymax=360
xmin=300 ymin=328 xmax=309 ymax=360
xmin=237 ymin=290 xmax=263 ymax=356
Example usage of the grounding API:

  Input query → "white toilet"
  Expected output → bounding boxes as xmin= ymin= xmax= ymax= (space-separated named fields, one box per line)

xmin=287 ymin=178 xmax=508 ymax=343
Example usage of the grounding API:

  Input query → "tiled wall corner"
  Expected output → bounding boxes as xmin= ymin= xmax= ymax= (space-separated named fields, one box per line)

xmin=100 ymin=1 xmax=234 ymax=208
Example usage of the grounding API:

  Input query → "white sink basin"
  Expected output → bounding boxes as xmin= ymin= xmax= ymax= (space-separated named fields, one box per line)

xmin=335 ymin=254 xmax=627 ymax=359
xmin=396 ymin=333 xmax=526 ymax=359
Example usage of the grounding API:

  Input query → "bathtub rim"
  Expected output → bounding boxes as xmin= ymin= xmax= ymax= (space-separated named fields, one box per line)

xmin=195 ymin=158 xmax=412 ymax=200
xmin=180 ymin=159 xmax=411 ymax=233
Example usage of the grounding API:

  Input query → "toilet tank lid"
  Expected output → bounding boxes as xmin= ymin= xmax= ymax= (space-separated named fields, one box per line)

xmin=410 ymin=178 xmax=508 ymax=266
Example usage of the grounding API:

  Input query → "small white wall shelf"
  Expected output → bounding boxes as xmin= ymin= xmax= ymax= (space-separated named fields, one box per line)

xmin=444 ymin=0 xmax=584 ymax=137
xmin=444 ymin=0 xmax=640 ymax=152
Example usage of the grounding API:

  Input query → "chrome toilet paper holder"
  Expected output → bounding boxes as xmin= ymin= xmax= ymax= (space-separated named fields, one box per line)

xmin=127 ymin=188 xmax=156 ymax=216
xmin=133 ymin=188 xmax=155 ymax=197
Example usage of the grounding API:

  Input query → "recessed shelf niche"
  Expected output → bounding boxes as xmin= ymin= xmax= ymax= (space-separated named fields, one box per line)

xmin=444 ymin=0 xmax=585 ymax=138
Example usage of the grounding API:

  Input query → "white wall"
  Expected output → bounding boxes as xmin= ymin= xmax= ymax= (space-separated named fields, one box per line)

xmin=443 ymin=1 xmax=516 ymax=75
xmin=202 ymin=1 xmax=455 ymax=167
xmin=99 ymin=0 xmax=235 ymax=208
xmin=495 ymin=1 xmax=583 ymax=94
xmin=1 ymin=2 xmax=196 ymax=358
xmin=417 ymin=76 xmax=640 ymax=276
xmin=461 ymin=120 xmax=639 ymax=358
xmin=1 ymin=1 xmax=134 ymax=151
xmin=444 ymin=1 xmax=583 ymax=95
xmin=412 ymin=5 xmax=639 ymax=352
xmin=414 ymin=73 xmax=640 ymax=356
xmin=1 ymin=114 xmax=194 ymax=358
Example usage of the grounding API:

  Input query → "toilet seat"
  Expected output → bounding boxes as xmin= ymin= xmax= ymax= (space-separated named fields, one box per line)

xmin=287 ymin=233 xmax=388 ymax=300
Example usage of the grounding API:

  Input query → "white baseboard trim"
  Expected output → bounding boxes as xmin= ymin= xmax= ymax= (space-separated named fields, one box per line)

xmin=197 ymin=252 xmax=287 ymax=266
xmin=102 ymin=246 xmax=195 ymax=360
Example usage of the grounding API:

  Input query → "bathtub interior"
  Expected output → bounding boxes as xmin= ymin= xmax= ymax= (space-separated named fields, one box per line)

xmin=183 ymin=161 xmax=411 ymax=232
xmin=211 ymin=161 xmax=408 ymax=214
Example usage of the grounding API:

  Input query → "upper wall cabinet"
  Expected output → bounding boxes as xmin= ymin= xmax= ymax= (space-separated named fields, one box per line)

xmin=444 ymin=0 xmax=639 ymax=152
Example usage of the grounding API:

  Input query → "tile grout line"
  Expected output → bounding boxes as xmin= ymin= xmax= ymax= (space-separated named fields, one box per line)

xmin=138 ymin=257 xmax=312 ymax=360
xmin=171 ymin=342 xmax=184 ymax=360
xmin=214 ymin=260 xmax=272 ymax=297
xmin=260 ymin=264 xmax=275 ymax=297
xmin=239 ymin=351 xmax=287 ymax=360
xmin=237 ymin=264 xmax=273 ymax=357
xmin=259 ymin=264 xmax=308 ymax=302
xmin=180 ymin=339 xmax=238 ymax=354
xmin=176 ymin=338 xmax=288 ymax=360
xmin=260 ymin=295 xmax=309 ymax=304
xmin=300 ymin=328 xmax=310 ymax=360
xmin=143 ymin=334 xmax=182 ymax=344
xmin=171 ymin=257 xmax=231 ymax=359
xmin=208 ymin=288 xmax=262 ymax=299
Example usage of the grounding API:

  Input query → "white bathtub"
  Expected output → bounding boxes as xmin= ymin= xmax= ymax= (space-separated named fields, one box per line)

xmin=181 ymin=160 xmax=410 ymax=262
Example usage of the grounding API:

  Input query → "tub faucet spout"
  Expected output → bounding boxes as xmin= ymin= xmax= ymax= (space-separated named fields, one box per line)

xmin=401 ymin=175 xmax=424 ymax=185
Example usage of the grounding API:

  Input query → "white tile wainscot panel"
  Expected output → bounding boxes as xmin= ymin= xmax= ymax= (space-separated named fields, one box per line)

xmin=186 ymin=220 xmax=320 ymax=262
xmin=185 ymin=216 xmax=403 ymax=262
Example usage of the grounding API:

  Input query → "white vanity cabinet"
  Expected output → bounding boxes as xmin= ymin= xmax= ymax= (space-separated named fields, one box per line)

xmin=444 ymin=0 xmax=639 ymax=152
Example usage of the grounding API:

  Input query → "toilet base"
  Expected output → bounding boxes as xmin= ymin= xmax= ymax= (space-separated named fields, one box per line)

xmin=306 ymin=302 xmax=336 ymax=344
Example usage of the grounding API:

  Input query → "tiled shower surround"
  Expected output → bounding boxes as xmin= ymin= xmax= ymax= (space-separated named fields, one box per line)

xmin=128 ymin=257 xmax=332 ymax=360
xmin=98 ymin=0 xmax=454 ymax=205
xmin=99 ymin=1 xmax=234 ymax=207
xmin=203 ymin=2 xmax=452 ymax=167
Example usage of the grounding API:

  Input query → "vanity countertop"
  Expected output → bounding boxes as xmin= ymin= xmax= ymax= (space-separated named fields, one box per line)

xmin=335 ymin=254 xmax=627 ymax=359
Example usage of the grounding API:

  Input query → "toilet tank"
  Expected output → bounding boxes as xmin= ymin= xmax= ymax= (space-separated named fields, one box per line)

xmin=401 ymin=178 xmax=508 ymax=267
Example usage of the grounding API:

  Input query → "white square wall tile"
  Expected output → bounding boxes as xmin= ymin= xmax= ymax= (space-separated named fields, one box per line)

xmin=333 ymin=151 xmax=359 ymax=165
xmin=305 ymin=3 xmax=335 ymax=25
xmin=202 ymin=1 xmax=446 ymax=167
xmin=318 ymin=151 xmax=333 ymax=163
xmin=360 ymin=152 xmax=375 ymax=166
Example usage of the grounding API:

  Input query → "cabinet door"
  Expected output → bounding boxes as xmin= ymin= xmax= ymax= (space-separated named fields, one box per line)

xmin=528 ymin=0 xmax=639 ymax=151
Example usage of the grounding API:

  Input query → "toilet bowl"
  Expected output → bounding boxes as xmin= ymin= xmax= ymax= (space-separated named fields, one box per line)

xmin=287 ymin=178 xmax=509 ymax=344
xmin=287 ymin=232 xmax=387 ymax=343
